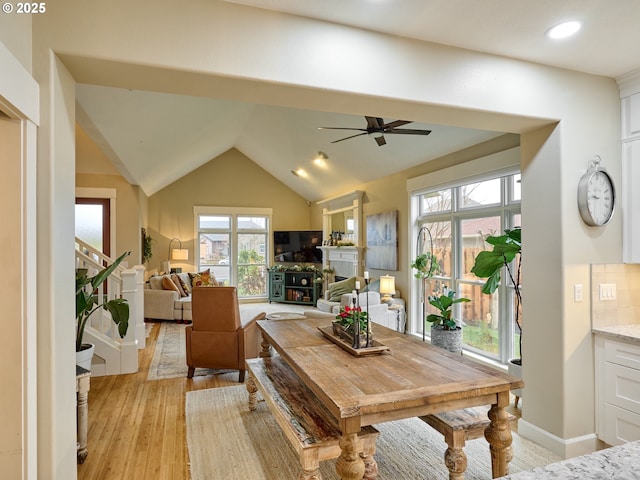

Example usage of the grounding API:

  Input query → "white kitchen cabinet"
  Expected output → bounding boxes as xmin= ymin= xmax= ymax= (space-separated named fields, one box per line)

xmin=621 ymin=89 xmax=640 ymax=262
xmin=595 ymin=335 xmax=640 ymax=445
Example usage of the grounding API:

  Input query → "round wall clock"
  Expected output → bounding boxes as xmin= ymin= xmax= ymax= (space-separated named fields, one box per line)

xmin=577 ymin=155 xmax=616 ymax=227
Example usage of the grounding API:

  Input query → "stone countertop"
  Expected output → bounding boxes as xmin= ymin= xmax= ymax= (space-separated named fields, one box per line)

xmin=497 ymin=440 xmax=640 ymax=479
xmin=592 ymin=324 xmax=640 ymax=346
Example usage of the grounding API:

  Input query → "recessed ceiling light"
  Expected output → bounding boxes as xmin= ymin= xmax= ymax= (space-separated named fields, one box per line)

xmin=313 ymin=151 xmax=328 ymax=167
xmin=546 ymin=20 xmax=582 ymax=40
xmin=291 ymin=168 xmax=307 ymax=178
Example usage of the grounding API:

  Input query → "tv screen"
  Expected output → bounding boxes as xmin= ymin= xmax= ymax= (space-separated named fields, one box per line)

xmin=274 ymin=230 xmax=323 ymax=264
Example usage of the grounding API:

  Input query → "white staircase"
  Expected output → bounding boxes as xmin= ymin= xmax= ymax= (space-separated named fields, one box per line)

xmin=75 ymin=238 xmax=145 ymax=376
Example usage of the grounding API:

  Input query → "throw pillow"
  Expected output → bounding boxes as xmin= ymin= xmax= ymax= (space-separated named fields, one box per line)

xmin=328 ymin=276 xmax=357 ymax=302
xmin=176 ymin=273 xmax=191 ymax=295
xmin=171 ymin=274 xmax=187 ymax=297
xmin=161 ymin=275 xmax=180 ymax=293
xmin=190 ymin=268 xmax=220 ymax=288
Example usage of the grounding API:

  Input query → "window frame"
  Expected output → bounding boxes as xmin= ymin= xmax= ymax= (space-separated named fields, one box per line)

xmin=409 ymin=160 xmax=521 ymax=364
xmin=194 ymin=206 xmax=272 ymax=298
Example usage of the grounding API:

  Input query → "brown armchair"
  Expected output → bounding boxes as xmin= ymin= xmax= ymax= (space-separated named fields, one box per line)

xmin=185 ymin=286 xmax=265 ymax=382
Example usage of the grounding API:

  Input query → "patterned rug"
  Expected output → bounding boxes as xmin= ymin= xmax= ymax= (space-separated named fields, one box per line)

xmin=185 ymin=385 xmax=561 ymax=480
xmin=146 ymin=303 xmax=313 ymax=381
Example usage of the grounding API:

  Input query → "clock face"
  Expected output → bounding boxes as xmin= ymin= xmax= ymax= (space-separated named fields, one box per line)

xmin=578 ymin=169 xmax=615 ymax=226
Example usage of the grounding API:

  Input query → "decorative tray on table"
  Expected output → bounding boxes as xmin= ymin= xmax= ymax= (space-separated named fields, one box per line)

xmin=318 ymin=325 xmax=390 ymax=357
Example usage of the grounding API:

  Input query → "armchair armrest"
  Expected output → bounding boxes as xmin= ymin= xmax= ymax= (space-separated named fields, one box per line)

xmin=239 ymin=311 xmax=265 ymax=359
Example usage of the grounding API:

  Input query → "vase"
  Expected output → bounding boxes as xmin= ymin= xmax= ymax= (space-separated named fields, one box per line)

xmin=76 ymin=343 xmax=95 ymax=371
xmin=430 ymin=325 xmax=462 ymax=354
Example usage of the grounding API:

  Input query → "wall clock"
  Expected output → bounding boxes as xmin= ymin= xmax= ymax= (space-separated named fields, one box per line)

xmin=577 ymin=155 xmax=616 ymax=227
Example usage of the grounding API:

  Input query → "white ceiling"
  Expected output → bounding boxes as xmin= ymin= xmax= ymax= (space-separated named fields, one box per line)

xmin=76 ymin=1 xmax=640 ymax=202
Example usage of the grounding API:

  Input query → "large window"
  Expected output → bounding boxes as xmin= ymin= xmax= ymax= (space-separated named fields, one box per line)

xmin=411 ymin=172 xmax=521 ymax=363
xmin=195 ymin=207 xmax=271 ymax=298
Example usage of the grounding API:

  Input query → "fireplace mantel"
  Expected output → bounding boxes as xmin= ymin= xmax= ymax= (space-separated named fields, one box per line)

xmin=317 ymin=246 xmax=364 ymax=279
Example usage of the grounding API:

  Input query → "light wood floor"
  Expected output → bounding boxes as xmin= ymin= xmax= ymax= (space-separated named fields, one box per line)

xmin=77 ymin=320 xmax=523 ymax=480
xmin=77 ymin=321 xmax=238 ymax=480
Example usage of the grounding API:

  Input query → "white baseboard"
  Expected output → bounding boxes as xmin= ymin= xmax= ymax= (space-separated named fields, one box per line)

xmin=518 ymin=419 xmax=601 ymax=459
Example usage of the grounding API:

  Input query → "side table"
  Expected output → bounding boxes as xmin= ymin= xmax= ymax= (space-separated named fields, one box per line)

xmin=76 ymin=365 xmax=91 ymax=464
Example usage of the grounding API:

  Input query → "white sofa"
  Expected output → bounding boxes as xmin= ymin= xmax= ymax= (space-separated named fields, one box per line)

xmin=144 ymin=273 xmax=193 ymax=322
xmin=318 ymin=290 xmax=405 ymax=331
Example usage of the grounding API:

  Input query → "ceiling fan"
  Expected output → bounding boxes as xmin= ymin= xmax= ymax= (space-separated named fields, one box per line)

xmin=318 ymin=116 xmax=432 ymax=146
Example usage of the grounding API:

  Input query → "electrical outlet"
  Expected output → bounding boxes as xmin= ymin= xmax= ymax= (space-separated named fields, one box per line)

xmin=574 ymin=284 xmax=583 ymax=302
xmin=599 ymin=283 xmax=617 ymax=301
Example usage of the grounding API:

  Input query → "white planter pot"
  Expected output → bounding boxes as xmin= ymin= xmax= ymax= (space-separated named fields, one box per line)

xmin=508 ymin=358 xmax=523 ymax=404
xmin=76 ymin=343 xmax=95 ymax=371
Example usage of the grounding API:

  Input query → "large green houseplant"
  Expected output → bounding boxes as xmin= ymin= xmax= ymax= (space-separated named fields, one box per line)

xmin=76 ymin=251 xmax=131 ymax=353
xmin=470 ymin=227 xmax=522 ymax=364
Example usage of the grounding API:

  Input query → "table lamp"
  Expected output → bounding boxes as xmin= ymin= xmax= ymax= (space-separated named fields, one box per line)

xmin=379 ymin=275 xmax=395 ymax=304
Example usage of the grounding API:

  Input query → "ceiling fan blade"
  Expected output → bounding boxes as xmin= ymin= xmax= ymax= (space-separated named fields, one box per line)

xmin=385 ymin=128 xmax=432 ymax=136
xmin=318 ymin=127 xmax=368 ymax=132
xmin=375 ymin=135 xmax=387 ymax=146
xmin=383 ymin=120 xmax=412 ymax=129
xmin=331 ymin=132 xmax=368 ymax=143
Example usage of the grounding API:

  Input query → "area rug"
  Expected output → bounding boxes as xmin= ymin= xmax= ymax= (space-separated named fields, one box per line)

xmin=185 ymin=385 xmax=561 ymax=480
xmin=147 ymin=303 xmax=312 ymax=381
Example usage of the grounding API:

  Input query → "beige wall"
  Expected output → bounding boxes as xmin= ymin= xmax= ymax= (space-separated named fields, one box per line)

xmin=147 ymin=148 xmax=313 ymax=273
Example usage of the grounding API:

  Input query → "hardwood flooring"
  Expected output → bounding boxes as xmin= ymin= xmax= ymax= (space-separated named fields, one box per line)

xmin=77 ymin=321 xmax=238 ymax=480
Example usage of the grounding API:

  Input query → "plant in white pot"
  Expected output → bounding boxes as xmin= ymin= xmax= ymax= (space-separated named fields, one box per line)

xmin=470 ymin=227 xmax=522 ymax=403
xmin=426 ymin=289 xmax=470 ymax=354
xmin=76 ymin=251 xmax=131 ymax=370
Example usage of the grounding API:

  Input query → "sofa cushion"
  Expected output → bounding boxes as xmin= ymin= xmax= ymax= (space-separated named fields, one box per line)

xmin=162 ymin=275 xmax=181 ymax=293
xmin=176 ymin=273 xmax=192 ymax=294
xmin=149 ymin=275 xmax=165 ymax=290
xmin=328 ymin=276 xmax=357 ymax=302
xmin=190 ymin=268 xmax=219 ymax=288
xmin=171 ymin=273 xmax=188 ymax=297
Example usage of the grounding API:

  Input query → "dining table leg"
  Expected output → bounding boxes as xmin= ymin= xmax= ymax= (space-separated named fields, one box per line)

xmin=335 ymin=431 xmax=366 ymax=480
xmin=484 ymin=391 xmax=514 ymax=478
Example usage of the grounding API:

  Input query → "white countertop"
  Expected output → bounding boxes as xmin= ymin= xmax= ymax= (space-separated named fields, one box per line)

xmin=592 ymin=324 xmax=640 ymax=345
xmin=497 ymin=440 xmax=640 ymax=479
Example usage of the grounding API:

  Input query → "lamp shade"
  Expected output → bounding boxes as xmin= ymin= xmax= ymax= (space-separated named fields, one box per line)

xmin=171 ymin=248 xmax=189 ymax=261
xmin=379 ymin=274 xmax=396 ymax=299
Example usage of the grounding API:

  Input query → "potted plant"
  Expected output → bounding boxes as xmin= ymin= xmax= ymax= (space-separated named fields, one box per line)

xmin=334 ymin=304 xmax=371 ymax=346
xmin=76 ymin=251 xmax=131 ymax=370
xmin=470 ymin=227 xmax=522 ymax=398
xmin=426 ymin=289 xmax=470 ymax=354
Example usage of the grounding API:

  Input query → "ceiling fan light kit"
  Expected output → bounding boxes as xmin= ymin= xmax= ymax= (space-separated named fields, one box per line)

xmin=319 ymin=116 xmax=432 ymax=146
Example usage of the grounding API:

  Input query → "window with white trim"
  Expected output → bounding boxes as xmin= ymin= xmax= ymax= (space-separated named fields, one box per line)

xmin=411 ymin=172 xmax=521 ymax=363
xmin=194 ymin=207 xmax=272 ymax=298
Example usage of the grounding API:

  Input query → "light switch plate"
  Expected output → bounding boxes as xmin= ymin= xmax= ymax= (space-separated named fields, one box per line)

xmin=599 ymin=283 xmax=617 ymax=301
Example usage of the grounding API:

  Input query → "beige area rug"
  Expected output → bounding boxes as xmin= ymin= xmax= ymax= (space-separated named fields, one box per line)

xmin=147 ymin=303 xmax=314 ymax=381
xmin=186 ymin=385 xmax=561 ymax=480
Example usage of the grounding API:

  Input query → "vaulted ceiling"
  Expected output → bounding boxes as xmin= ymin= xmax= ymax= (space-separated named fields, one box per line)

xmin=75 ymin=0 xmax=640 ymax=202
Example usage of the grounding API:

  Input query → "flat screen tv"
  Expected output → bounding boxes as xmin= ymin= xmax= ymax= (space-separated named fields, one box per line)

xmin=273 ymin=230 xmax=323 ymax=264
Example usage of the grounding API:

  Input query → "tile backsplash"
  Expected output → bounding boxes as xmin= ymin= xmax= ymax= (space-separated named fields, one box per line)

xmin=591 ymin=263 xmax=640 ymax=328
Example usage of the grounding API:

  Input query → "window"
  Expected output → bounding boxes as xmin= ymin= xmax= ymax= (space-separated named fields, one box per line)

xmin=195 ymin=207 xmax=271 ymax=298
xmin=411 ymin=172 xmax=520 ymax=364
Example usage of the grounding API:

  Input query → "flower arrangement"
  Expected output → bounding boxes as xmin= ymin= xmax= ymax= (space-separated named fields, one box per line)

xmin=335 ymin=305 xmax=369 ymax=333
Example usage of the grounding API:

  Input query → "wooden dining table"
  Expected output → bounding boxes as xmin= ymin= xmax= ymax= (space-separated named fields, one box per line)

xmin=256 ymin=316 xmax=524 ymax=480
